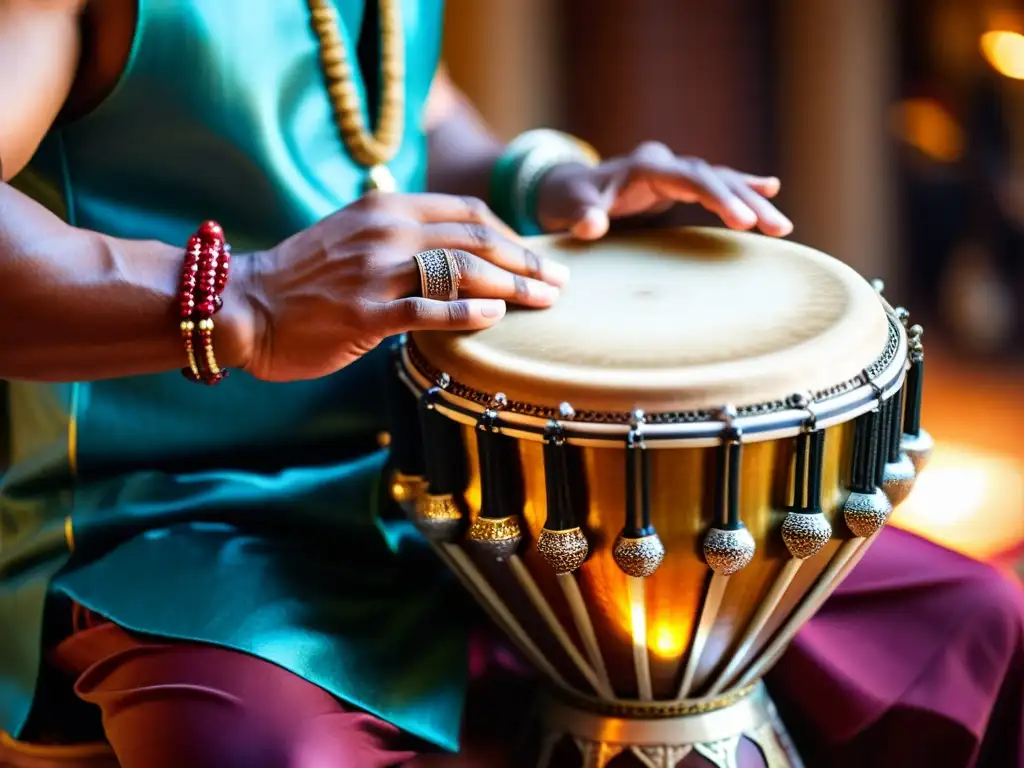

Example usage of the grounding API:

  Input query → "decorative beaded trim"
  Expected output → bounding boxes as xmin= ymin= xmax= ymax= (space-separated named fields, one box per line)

xmin=405 ymin=314 xmax=902 ymax=426
xmin=554 ymin=683 xmax=759 ymax=719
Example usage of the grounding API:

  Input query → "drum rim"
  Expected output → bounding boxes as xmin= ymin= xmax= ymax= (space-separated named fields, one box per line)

xmin=398 ymin=308 xmax=907 ymax=446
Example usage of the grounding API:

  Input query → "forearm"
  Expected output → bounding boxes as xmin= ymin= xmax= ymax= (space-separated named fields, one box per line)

xmin=0 ymin=182 xmax=251 ymax=382
xmin=425 ymin=77 xmax=504 ymax=202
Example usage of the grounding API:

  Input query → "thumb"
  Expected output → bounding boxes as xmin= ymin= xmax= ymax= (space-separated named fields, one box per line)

xmin=570 ymin=207 xmax=610 ymax=241
xmin=563 ymin=174 xmax=617 ymax=241
xmin=538 ymin=165 xmax=618 ymax=240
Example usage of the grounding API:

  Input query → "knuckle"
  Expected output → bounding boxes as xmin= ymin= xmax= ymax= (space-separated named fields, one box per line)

xmin=400 ymin=298 xmax=428 ymax=325
xmin=524 ymin=248 xmax=543 ymax=279
xmin=451 ymin=249 xmax=476 ymax=281
xmin=460 ymin=196 xmax=490 ymax=223
xmin=446 ymin=301 xmax=471 ymax=324
xmin=688 ymin=157 xmax=711 ymax=174
xmin=353 ymin=214 xmax=403 ymax=244
xmin=352 ymin=251 xmax=383 ymax=283
xmin=513 ymin=274 xmax=530 ymax=302
xmin=635 ymin=140 xmax=668 ymax=158
xmin=462 ymin=222 xmax=495 ymax=250
xmin=350 ymin=193 xmax=386 ymax=214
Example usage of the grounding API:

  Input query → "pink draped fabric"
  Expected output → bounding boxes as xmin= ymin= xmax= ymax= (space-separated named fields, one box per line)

xmin=2 ymin=528 xmax=1021 ymax=767
xmin=769 ymin=527 xmax=1024 ymax=767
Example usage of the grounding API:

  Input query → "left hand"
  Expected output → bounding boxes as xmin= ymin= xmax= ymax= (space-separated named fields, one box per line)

xmin=535 ymin=141 xmax=793 ymax=240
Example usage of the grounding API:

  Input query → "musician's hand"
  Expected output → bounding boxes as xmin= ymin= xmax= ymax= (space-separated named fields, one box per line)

xmin=242 ymin=193 xmax=567 ymax=382
xmin=534 ymin=141 xmax=793 ymax=240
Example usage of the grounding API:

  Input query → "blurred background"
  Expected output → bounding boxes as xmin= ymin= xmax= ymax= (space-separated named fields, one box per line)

xmin=442 ymin=0 xmax=1023 ymax=575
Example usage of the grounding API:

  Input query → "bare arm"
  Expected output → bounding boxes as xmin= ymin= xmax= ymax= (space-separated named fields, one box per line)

xmin=0 ymin=0 xmax=251 ymax=382
xmin=424 ymin=65 xmax=505 ymax=201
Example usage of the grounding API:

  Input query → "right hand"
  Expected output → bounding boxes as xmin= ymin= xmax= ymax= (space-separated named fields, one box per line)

xmin=235 ymin=193 xmax=570 ymax=382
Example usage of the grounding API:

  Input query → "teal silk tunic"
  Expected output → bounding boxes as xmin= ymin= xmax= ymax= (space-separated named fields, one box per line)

xmin=0 ymin=0 xmax=473 ymax=752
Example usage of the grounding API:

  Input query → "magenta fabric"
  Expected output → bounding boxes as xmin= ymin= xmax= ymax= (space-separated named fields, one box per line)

xmin=43 ymin=619 xmax=533 ymax=768
xmin=768 ymin=527 xmax=1024 ymax=767
xmin=19 ymin=528 xmax=1024 ymax=767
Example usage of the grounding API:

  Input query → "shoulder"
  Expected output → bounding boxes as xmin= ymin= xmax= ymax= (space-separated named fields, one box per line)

xmin=59 ymin=0 xmax=137 ymax=122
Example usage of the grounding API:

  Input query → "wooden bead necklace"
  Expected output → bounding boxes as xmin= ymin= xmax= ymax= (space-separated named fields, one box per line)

xmin=306 ymin=0 xmax=405 ymax=193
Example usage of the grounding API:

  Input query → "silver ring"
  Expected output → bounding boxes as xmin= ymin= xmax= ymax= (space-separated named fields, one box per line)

xmin=414 ymin=248 xmax=461 ymax=301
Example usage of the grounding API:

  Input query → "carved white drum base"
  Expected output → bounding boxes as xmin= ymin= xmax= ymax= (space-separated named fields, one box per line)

xmin=535 ymin=683 xmax=802 ymax=768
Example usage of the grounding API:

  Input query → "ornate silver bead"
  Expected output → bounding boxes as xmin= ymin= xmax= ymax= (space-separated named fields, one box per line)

xmin=703 ymin=526 xmax=756 ymax=575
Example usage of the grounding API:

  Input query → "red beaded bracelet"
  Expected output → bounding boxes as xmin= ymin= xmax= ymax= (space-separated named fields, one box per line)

xmin=178 ymin=220 xmax=231 ymax=385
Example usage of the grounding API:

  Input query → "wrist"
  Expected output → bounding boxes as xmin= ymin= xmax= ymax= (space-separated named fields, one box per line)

xmin=173 ymin=222 xmax=258 ymax=383
xmin=216 ymin=251 xmax=259 ymax=372
xmin=489 ymin=130 xmax=600 ymax=236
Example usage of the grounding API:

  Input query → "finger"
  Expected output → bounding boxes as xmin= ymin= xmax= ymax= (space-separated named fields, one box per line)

xmin=387 ymin=193 xmax=522 ymax=242
xmin=740 ymin=174 xmax=781 ymax=198
xmin=684 ymin=162 xmax=759 ymax=230
xmin=570 ymin=208 xmax=611 ymax=241
xmin=723 ymin=173 xmax=793 ymax=237
xmin=419 ymin=222 xmax=570 ymax=286
xmin=632 ymin=161 xmax=758 ymax=230
xmin=375 ymin=297 xmax=507 ymax=334
xmin=447 ymin=249 xmax=559 ymax=308
xmin=547 ymin=164 xmax=625 ymax=240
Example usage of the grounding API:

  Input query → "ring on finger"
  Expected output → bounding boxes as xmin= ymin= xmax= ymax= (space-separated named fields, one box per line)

xmin=413 ymin=248 xmax=462 ymax=301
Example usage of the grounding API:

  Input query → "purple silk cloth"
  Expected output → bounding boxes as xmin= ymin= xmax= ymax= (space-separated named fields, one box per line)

xmin=768 ymin=527 xmax=1024 ymax=767
xmin=3 ymin=527 xmax=1022 ymax=767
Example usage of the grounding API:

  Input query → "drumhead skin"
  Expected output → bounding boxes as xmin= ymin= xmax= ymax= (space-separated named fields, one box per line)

xmin=410 ymin=228 xmax=890 ymax=417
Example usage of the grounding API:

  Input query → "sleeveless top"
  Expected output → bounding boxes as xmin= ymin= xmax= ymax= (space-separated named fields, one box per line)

xmin=0 ymin=0 xmax=471 ymax=752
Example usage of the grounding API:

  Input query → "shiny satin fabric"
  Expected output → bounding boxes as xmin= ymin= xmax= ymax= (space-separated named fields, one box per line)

xmin=0 ymin=0 xmax=468 ymax=752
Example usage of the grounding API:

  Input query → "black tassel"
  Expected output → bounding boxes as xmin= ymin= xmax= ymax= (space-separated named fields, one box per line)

xmin=542 ymin=422 xmax=578 ymax=531
xmin=702 ymin=408 xmax=756 ymax=574
xmin=714 ymin=420 xmax=743 ymax=529
xmin=849 ymin=411 xmax=876 ymax=494
xmin=623 ymin=425 xmax=653 ymax=538
xmin=419 ymin=388 xmax=465 ymax=496
xmin=792 ymin=433 xmax=809 ymax=510
xmin=903 ymin=329 xmax=924 ymax=437
xmin=536 ymin=422 xmax=589 ymax=574
xmin=612 ymin=410 xmax=665 ymax=578
xmin=466 ymin=405 xmax=524 ymax=558
xmin=873 ymin=398 xmax=894 ymax=488
xmin=475 ymin=410 xmax=524 ymax=522
xmin=385 ymin=343 xmax=425 ymax=477
xmin=807 ymin=430 xmax=825 ymax=513
xmin=414 ymin=387 xmax=467 ymax=541
xmin=887 ymin=386 xmax=905 ymax=463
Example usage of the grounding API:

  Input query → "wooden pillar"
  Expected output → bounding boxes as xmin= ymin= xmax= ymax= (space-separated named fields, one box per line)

xmin=776 ymin=0 xmax=899 ymax=284
xmin=560 ymin=0 xmax=773 ymax=171
xmin=441 ymin=0 xmax=562 ymax=141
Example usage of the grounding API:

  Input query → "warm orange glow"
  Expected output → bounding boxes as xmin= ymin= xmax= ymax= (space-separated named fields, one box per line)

xmin=890 ymin=98 xmax=964 ymax=162
xmin=892 ymin=444 xmax=1024 ymax=561
xmin=982 ymin=30 xmax=1024 ymax=79
xmin=648 ymin=622 xmax=688 ymax=659
xmin=628 ymin=579 xmax=648 ymax=650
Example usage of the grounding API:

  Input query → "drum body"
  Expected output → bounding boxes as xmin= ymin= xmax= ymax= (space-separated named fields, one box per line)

xmin=387 ymin=228 xmax=927 ymax=768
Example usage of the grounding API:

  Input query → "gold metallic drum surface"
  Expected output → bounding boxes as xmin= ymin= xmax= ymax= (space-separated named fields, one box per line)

xmin=391 ymin=227 xmax=922 ymax=767
xmin=462 ymin=420 xmax=855 ymax=700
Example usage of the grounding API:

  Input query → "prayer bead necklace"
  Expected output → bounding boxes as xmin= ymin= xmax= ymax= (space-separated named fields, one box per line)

xmin=307 ymin=0 xmax=405 ymax=193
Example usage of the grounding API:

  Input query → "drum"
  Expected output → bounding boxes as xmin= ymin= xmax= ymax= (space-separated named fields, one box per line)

xmin=386 ymin=227 xmax=929 ymax=768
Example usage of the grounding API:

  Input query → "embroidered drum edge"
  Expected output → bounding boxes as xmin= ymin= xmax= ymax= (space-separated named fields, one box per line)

xmin=404 ymin=314 xmax=903 ymax=426
xmin=552 ymin=682 xmax=759 ymax=719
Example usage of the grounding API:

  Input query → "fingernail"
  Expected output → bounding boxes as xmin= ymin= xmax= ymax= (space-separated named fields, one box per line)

xmin=479 ymin=300 xmax=506 ymax=318
xmin=571 ymin=208 xmax=609 ymax=240
xmin=582 ymin=208 xmax=607 ymax=227
xmin=544 ymin=259 xmax=571 ymax=286
xmin=534 ymin=282 xmax=560 ymax=302
xmin=730 ymin=202 xmax=757 ymax=225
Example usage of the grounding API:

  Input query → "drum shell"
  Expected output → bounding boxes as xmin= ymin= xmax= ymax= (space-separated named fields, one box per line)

xmin=458 ymin=419 xmax=856 ymax=700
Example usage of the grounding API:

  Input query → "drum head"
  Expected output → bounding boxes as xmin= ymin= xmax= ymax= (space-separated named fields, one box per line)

xmin=410 ymin=227 xmax=890 ymax=415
